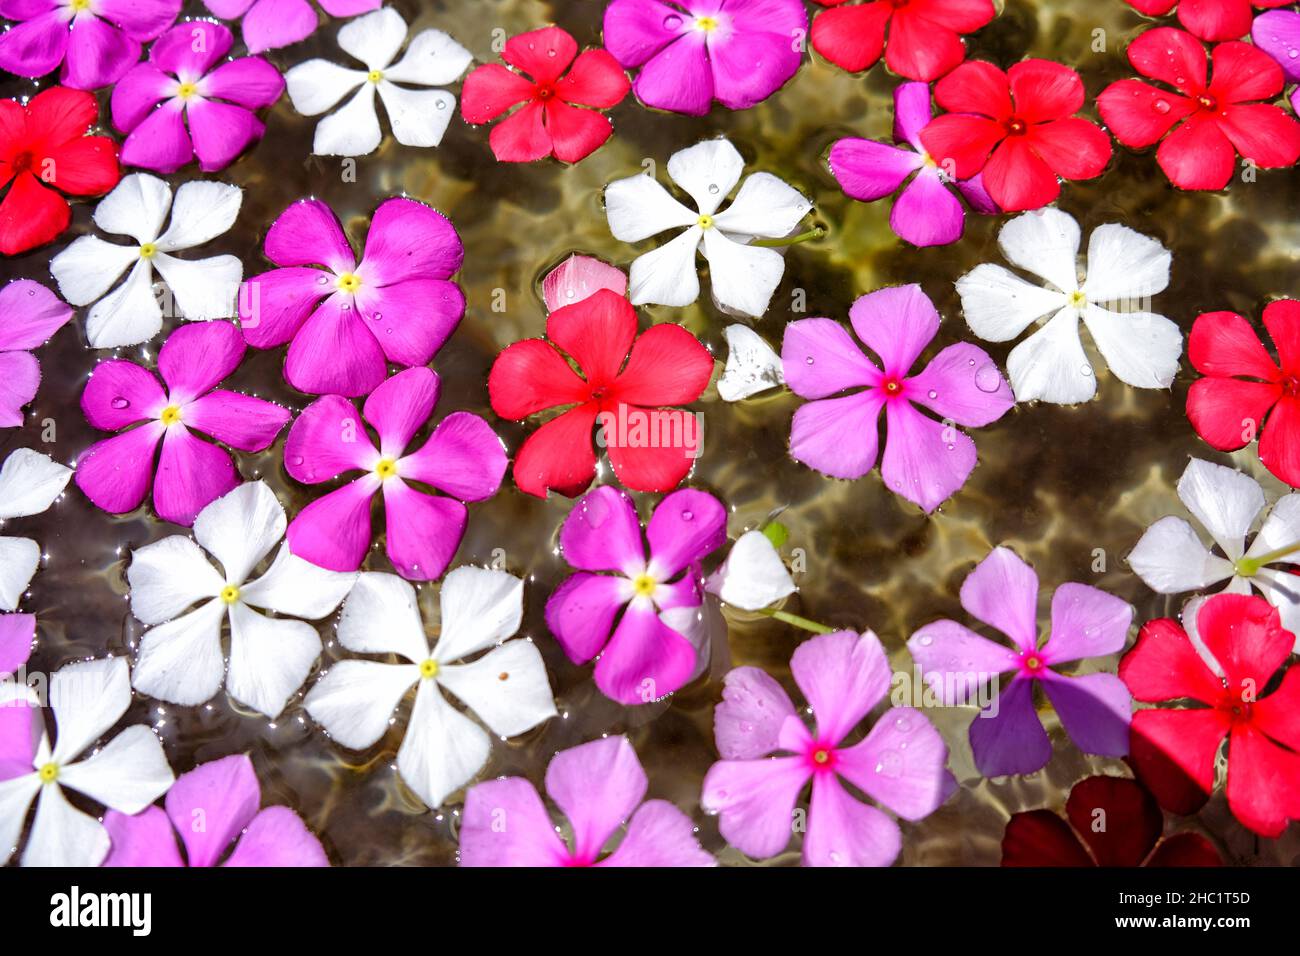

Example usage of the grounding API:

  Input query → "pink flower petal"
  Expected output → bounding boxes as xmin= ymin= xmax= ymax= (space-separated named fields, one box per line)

xmin=0 ymin=700 xmax=39 ymax=778
xmin=602 ymin=0 xmax=689 ymax=68
xmin=959 ymin=546 xmax=1040 ymax=651
xmin=906 ymin=341 xmax=1013 ymax=427
xmin=315 ymin=0 xmax=380 ymax=15
xmin=75 ymin=422 xmax=165 ymax=515
xmin=1040 ymin=671 xmax=1131 ymax=758
xmin=353 ymin=278 xmax=464 ymax=368
xmin=284 ymin=394 xmax=375 ymax=484
xmin=890 ymin=167 xmax=964 ymax=247
xmin=358 ymin=198 xmax=463 ymax=286
xmin=286 ymin=478 xmax=376 ymax=572
xmin=399 ymin=412 xmax=507 ymax=502
xmin=183 ymin=390 xmax=289 ymax=452
xmin=804 ymin=772 xmax=900 ymax=867
xmin=893 ymin=80 xmax=934 ymax=151
xmin=790 ymin=630 xmax=892 ymax=746
xmin=157 ymin=321 xmax=245 ymax=405
xmin=542 ymin=255 xmax=628 ymax=312
xmin=906 ymin=619 xmax=1018 ymax=704
xmin=187 ymin=99 xmax=265 ymax=172
xmin=593 ymin=599 xmax=697 ymax=703
xmin=119 ymin=98 xmax=193 ymax=173
xmin=200 ymin=56 xmax=284 ymax=109
xmin=0 ymin=12 xmax=70 ymax=80
xmin=782 ymin=317 xmax=882 ymax=398
xmin=707 ymin=15 xmax=803 ymax=111
xmin=827 ymin=137 xmax=921 ymax=202
xmin=239 ymin=268 xmax=334 ymax=349
xmin=544 ymin=571 xmax=627 ymax=665
xmin=381 ymin=480 xmax=467 ymax=581
xmin=849 ymin=284 xmax=940 ymax=378
xmin=152 ymin=427 xmax=238 ymax=525
xmin=558 ymin=485 xmax=645 ymax=575
xmin=968 ymin=675 xmax=1052 ymax=777
xmin=633 ymin=32 xmax=713 ymax=116
xmin=0 ymin=279 xmax=73 ymax=350
xmin=879 ymin=399 xmax=977 ymax=512
xmin=201 ymin=0 xmax=255 ymax=17
xmin=362 ymin=366 xmax=439 ymax=458
xmin=240 ymin=0 xmax=319 ymax=54
xmin=284 ymin=299 xmax=387 ymax=397
xmin=111 ymin=61 xmax=173 ymax=132
xmin=789 ymin=391 xmax=885 ymax=479
xmin=0 ymin=351 xmax=42 ymax=428
xmin=835 ymin=706 xmax=948 ymax=819
xmin=264 ymin=199 xmax=355 ymax=272
xmin=1041 ymin=582 xmax=1133 ymax=664
xmin=165 ymin=754 xmax=260 ymax=867
xmin=223 ymin=806 xmax=328 ymax=867
xmin=95 ymin=0 xmax=179 ymax=41
xmin=0 ymin=612 xmax=33 ymax=676
xmin=62 ymin=17 xmax=141 ymax=90
xmin=544 ymin=735 xmax=645 ymax=865
xmin=102 ymin=806 xmax=184 ymax=867
xmin=149 ymin=19 xmax=231 ymax=75
xmin=645 ymin=487 xmax=726 ymax=580
xmin=714 ymin=665 xmax=798 ymax=760
xmin=700 ymin=755 xmax=809 ymax=859
xmin=459 ymin=777 xmax=568 ymax=866
xmin=598 ymin=799 xmax=714 ymax=866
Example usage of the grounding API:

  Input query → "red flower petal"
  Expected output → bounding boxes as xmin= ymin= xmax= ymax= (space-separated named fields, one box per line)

xmin=1260 ymin=395 xmax=1300 ymax=487
xmin=1186 ymin=376 xmax=1281 ymax=449
xmin=1126 ymin=0 xmax=1178 ymax=15
xmin=1254 ymin=668 xmax=1300 ymax=753
xmin=911 ymin=0 xmax=997 ymax=33
xmin=980 ymin=136 xmax=1061 ymax=212
xmin=884 ymin=10 xmax=965 ymax=82
xmin=42 ymin=134 xmax=120 ymax=195
xmin=503 ymin=26 xmax=578 ymax=84
xmin=1225 ymin=724 xmax=1300 ymax=836
xmin=544 ymin=100 xmax=613 ymax=164
xmin=0 ymin=171 xmax=70 ymax=255
xmin=605 ymin=409 xmax=700 ymax=492
xmin=460 ymin=63 xmax=535 ymax=124
xmin=547 ymin=289 xmax=637 ymax=388
xmin=1196 ymin=592 xmax=1291 ymax=696
xmin=810 ymin=2 xmax=891 ymax=73
xmin=1156 ymin=112 xmax=1236 ymax=189
xmin=24 ymin=86 xmax=99 ymax=148
xmin=1008 ymin=59 xmax=1085 ymax=123
xmin=556 ymin=49 xmax=630 ymax=108
xmin=917 ymin=113 xmax=1005 ymax=179
xmin=1218 ymin=103 xmax=1300 ymax=169
xmin=1128 ymin=27 xmax=1208 ymax=93
xmin=1001 ymin=809 xmax=1094 ymax=866
xmin=613 ymin=323 xmax=713 ymax=407
xmin=512 ymin=403 xmax=600 ymax=499
xmin=1144 ymin=831 xmax=1222 ymax=866
xmin=488 ymin=101 xmax=553 ymax=162
xmin=1188 ymin=309 xmax=1279 ymax=378
xmin=934 ymin=60 xmax=1012 ymax=120
xmin=1097 ymin=79 xmax=1194 ymax=148
xmin=1209 ymin=39 xmax=1284 ymax=103
xmin=1026 ymin=117 xmax=1112 ymax=180
xmin=1065 ymin=775 xmax=1162 ymax=867
xmin=1178 ymin=0 xmax=1255 ymax=44
xmin=1119 ymin=617 xmax=1225 ymax=705
xmin=1130 ymin=708 xmax=1228 ymax=815
xmin=488 ymin=338 xmax=589 ymax=420
xmin=1264 ymin=299 xmax=1300 ymax=373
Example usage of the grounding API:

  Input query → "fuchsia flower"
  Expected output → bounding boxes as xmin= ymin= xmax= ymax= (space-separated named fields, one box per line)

xmin=0 ymin=280 xmax=73 ymax=427
xmin=702 ymin=630 xmax=950 ymax=866
xmin=239 ymin=197 xmax=466 ymax=397
xmin=284 ymin=366 xmax=506 ymax=581
xmin=103 ymin=754 xmax=328 ymax=866
xmin=75 ymin=321 xmax=290 ymax=527
xmin=201 ymin=0 xmax=379 ymax=54
xmin=782 ymin=284 xmax=1013 ymax=512
xmin=460 ymin=736 xmax=714 ymax=866
xmin=545 ymin=484 xmax=725 ymax=705
xmin=112 ymin=20 xmax=284 ymax=174
xmin=908 ymin=547 xmax=1134 ymax=778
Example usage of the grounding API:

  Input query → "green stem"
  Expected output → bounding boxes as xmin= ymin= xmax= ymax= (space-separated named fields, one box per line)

xmin=750 ymin=225 xmax=827 ymax=248
xmin=1236 ymin=540 xmax=1300 ymax=576
xmin=756 ymin=606 xmax=834 ymax=634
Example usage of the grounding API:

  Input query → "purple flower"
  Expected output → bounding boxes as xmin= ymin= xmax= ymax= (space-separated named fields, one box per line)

xmin=0 ymin=280 xmax=73 ymax=428
xmin=907 ymin=546 xmax=1134 ymax=778
xmin=1253 ymin=10 xmax=1300 ymax=85
xmin=112 ymin=20 xmax=284 ymax=174
xmin=828 ymin=82 xmax=998 ymax=248
xmin=702 ymin=630 xmax=951 ymax=867
xmin=460 ymin=735 xmax=714 ymax=867
xmin=202 ymin=0 xmax=379 ymax=54
xmin=603 ymin=0 xmax=807 ymax=116
xmin=782 ymin=284 xmax=1014 ymax=512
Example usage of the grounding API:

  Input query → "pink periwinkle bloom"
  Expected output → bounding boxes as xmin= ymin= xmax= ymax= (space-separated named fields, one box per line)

xmin=0 ymin=0 xmax=179 ymax=90
xmin=111 ymin=20 xmax=284 ymax=174
xmin=782 ymin=284 xmax=1014 ymax=512
xmin=0 ymin=280 xmax=73 ymax=428
xmin=284 ymin=366 xmax=506 ymax=581
xmin=460 ymin=735 xmax=714 ymax=867
xmin=603 ymin=0 xmax=807 ymax=116
xmin=545 ymin=484 xmax=726 ymax=706
xmin=240 ymin=197 xmax=466 ymax=397
xmin=829 ymin=82 xmax=998 ymax=248
xmin=702 ymin=630 xmax=951 ymax=866
xmin=103 ymin=754 xmax=328 ymax=866
xmin=201 ymin=0 xmax=379 ymax=54
xmin=907 ymin=547 xmax=1134 ymax=779
xmin=75 ymin=321 xmax=290 ymax=527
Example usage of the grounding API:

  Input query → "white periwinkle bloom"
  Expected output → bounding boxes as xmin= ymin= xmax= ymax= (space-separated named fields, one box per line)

xmin=0 ymin=657 xmax=174 ymax=867
xmin=127 ymin=481 xmax=356 ymax=719
xmin=285 ymin=7 xmax=472 ymax=157
xmin=955 ymin=207 xmax=1181 ymax=404
xmin=304 ymin=567 xmax=557 ymax=808
xmin=605 ymin=138 xmax=812 ymax=318
xmin=717 ymin=324 xmax=785 ymax=402
xmin=705 ymin=530 xmax=796 ymax=611
xmin=50 ymin=174 xmax=243 ymax=349
xmin=0 ymin=448 xmax=72 ymax=611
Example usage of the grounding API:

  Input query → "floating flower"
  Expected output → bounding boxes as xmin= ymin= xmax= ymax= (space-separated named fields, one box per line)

xmin=702 ymin=630 xmax=950 ymax=866
xmin=285 ymin=7 xmax=471 ymax=157
xmin=488 ymin=288 xmax=713 ymax=498
xmin=1120 ymin=593 xmax=1300 ymax=836
xmin=605 ymin=138 xmax=813 ymax=316
xmin=305 ymin=567 xmax=556 ymax=808
xmin=955 ymin=207 xmax=1181 ymax=404
xmin=810 ymin=0 xmax=995 ymax=81
xmin=918 ymin=59 xmax=1112 ymax=212
xmin=75 ymin=321 xmax=290 ymax=527
xmin=603 ymin=0 xmax=806 ymax=115
xmin=201 ymin=0 xmax=380 ymax=54
xmin=239 ymin=196 xmax=465 ymax=397
xmin=127 ymin=481 xmax=354 ymax=717
xmin=717 ymin=324 xmax=784 ymax=401
xmin=0 ymin=87 xmax=120 ymax=256
xmin=705 ymin=528 xmax=796 ymax=611
xmin=1097 ymin=27 xmax=1300 ymax=191
xmin=0 ymin=280 xmax=73 ymax=427
xmin=112 ymin=20 xmax=284 ymax=174
xmin=783 ymin=284 xmax=1013 ymax=512
xmin=285 ymin=366 xmax=505 ymax=580
xmin=908 ymin=547 xmax=1134 ymax=777
xmin=0 ymin=448 xmax=73 ymax=610
xmin=541 ymin=254 xmax=627 ymax=312
xmin=1125 ymin=0 xmax=1291 ymax=43
xmin=103 ymin=753 xmax=329 ymax=866
xmin=461 ymin=735 xmax=713 ymax=866
xmin=0 ymin=656 xmax=174 ymax=867
xmin=0 ymin=610 xmax=33 ymax=675
xmin=1253 ymin=9 xmax=1300 ymax=83
xmin=461 ymin=26 xmax=630 ymax=163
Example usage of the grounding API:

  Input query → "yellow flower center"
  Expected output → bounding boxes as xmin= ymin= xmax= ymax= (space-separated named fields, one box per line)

xmin=160 ymin=404 xmax=182 ymax=425
xmin=337 ymin=272 xmax=361 ymax=292
xmin=139 ymin=242 xmax=157 ymax=259
xmin=177 ymin=82 xmax=197 ymax=100
xmin=1068 ymin=290 xmax=1087 ymax=309
xmin=367 ymin=69 xmax=384 ymax=84
xmin=38 ymin=762 xmax=59 ymax=783
xmin=696 ymin=15 xmax=718 ymax=31
xmin=632 ymin=573 xmax=656 ymax=598
xmin=69 ymin=0 xmax=90 ymax=11
xmin=697 ymin=213 xmax=714 ymax=230
xmin=375 ymin=458 xmax=397 ymax=480
xmin=220 ymin=584 xmax=241 ymax=604
xmin=419 ymin=658 xmax=439 ymax=679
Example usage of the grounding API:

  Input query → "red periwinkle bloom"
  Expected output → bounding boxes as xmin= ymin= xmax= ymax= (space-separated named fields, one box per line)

xmin=1124 ymin=0 xmax=1292 ymax=43
xmin=1097 ymin=28 xmax=1300 ymax=191
xmin=917 ymin=59 xmax=1112 ymax=212
xmin=810 ymin=0 xmax=997 ymax=81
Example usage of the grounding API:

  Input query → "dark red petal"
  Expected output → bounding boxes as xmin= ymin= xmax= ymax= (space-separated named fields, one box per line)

xmin=1119 ymin=617 xmax=1225 ymax=704
xmin=917 ymin=113 xmax=1006 ymax=179
xmin=488 ymin=338 xmax=589 ymax=420
xmin=981 ymin=136 xmax=1061 ymax=212
xmin=24 ymin=86 xmax=99 ymax=148
xmin=546 ymin=288 xmax=637 ymax=388
xmin=1144 ymin=832 xmax=1222 ymax=866
xmin=1097 ymin=80 xmax=1194 ymax=149
xmin=460 ymin=63 xmax=534 ymax=124
xmin=544 ymin=100 xmax=613 ymax=164
xmin=1156 ymin=113 xmax=1236 ymax=190
xmin=512 ymin=403 xmax=599 ymax=499
xmin=934 ymin=59 xmax=1012 ymax=119
xmin=1008 ymin=59 xmax=1085 ymax=122
xmin=0 ymin=172 xmax=70 ymax=255
xmin=1066 ymin=775 xmax=1162 ymax=867
xmin=1188 ymin=309 xmax=1279 ymax=378
xmin=810 ymin=1 xmax=891 ymax=73
xmin=1128 ymin=27 xmax=1209 ymax=93
xmin=884 ymin=11 xmax=965 ymax=82
xmin=41 ymin=134 xmax=120 ymax=195
xmin=1186 ymin=376 xmax=1281 ymax=450
xmin=556 ymin=49 xmax=630 ymax=108
xmin=605 ymin=410 xmax=699 ymax=493
xmin=488 ymin=101 xmax=553 ymax=162
xmin=503 ymin=26 xmax=578 ymax=84
xmin=613 ymin=323 xmax=713 ymax=407
xmin=1001 ymin=810 xmax=1094 ymax=867
xmin=1130 ymin=708 xmax=1228 ymax=815
xmin=1225 ymin=724 xmax=1300 ymax=837
xmin=1027 ymin=117 xmax=1112 ymax=180
xmin=1260 ymin=396 xmax=1300 ymax=487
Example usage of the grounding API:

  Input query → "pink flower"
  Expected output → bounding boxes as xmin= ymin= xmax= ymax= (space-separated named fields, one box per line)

xmin=284 ymin=366 xmax=507 ymax=581
xmin=0 ymin=280 xmax=73 ymax=427
xmin=75 ymin=321 xmax=290 ymax=527
xmin=702 ymin=630 xmax=951 ymax=866
xmin=201 ymin=0 xmax=379 ymax=54
xmin=460 ymin=735 xmax=714 ymax=866
xmin=239 ymin=197 xmax=466 ymax=397
xmin=103 ymin=754 xmax=329 ymax=866
xmin=112 ymin=20 xmax=284 ymax=174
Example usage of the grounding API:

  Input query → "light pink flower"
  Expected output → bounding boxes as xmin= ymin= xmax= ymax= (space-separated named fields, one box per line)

xmin=0 ymin=280 xmax=73 ymax=427
xmin=201 ymin=0 xmax=378 ymax=54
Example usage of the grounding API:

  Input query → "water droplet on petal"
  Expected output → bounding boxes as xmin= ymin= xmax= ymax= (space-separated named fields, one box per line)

xmin=1153 ymin=98 xmax=1170 ymax=114
xmin=110 ymin=397 xmax=130 ymax=409
xmin=927 ymin=389 xmax=938 ymax=399
xmin=681 ymin=510 xmax=693 ymax=521
xmin=974 ymin=364 xmax=1001 ymax=392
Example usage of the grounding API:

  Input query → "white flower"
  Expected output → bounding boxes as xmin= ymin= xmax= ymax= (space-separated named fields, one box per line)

xmin=605 ymin=138 xmax=812 ymax=318
xmin=285 ymin=7 xmax=472 ymax=157
xmin=0 ymin=449 xmax=72 ymax=611
xmin=50 ymin=175 xmax=243 ymax=349
xmin=304 ymin=567 xmax=556 ymax=808
xmin=705 ymin=530 xmax=796 ymax=611
xmin=127 ymin=481 xmax=356 ymax=719
xmin=1129 ymin=458 xmax=1300 ymax=648
xmin=955 ymin=207 xmax=1181 ymax=404
xmin=0 ymin=657 xmax=173 ymax=867
xmin=717 ymin=324 xmax=784 ymax=402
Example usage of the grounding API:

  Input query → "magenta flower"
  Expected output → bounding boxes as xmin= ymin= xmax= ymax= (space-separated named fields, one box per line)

xmin=460 ymin=735 xmax=714 ymax=867
xmin=112 ymin=20 xmax=284 ymax=174
xmin=546 ymin=484 xmax=726 ymax=706
xmin=782 ymin=284 xmax=1014 ymax=512
xmin=603 ymin=0 xmax=807 ymax=116
xmin=240 ymin=197 xmax=466 ymax=397
xmin=0 ymin=0 xmax=179 ymax=90
xmin=103 ymin=754 xmax=328 ymax=866
xmin=75 ymin=321 xmax=290 ymax=527
xmin=907 ymin=547 xmax=1134 ymax=778
xmin=284 ymin=366 xmax=506 ymax=581
xmin=0 ymin=280 xmax=73 ymax=427
xmin=829 ymin=82 xmax=998 ymax=248
xmin=702 ymin=630 xmax=950 ymax=866
xmin=202 ymin=0 xmax=378 ymax=54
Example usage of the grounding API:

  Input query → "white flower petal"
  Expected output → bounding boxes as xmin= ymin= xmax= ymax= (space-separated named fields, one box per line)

xmin=718 ymin=324 xmax=784 ymax=401
xmin=0 ymin=773 xmax=39 ymax=867
xmin=1006 ymin=307 xmax=1096 ymax=404
xmin=304 ymin=659 xmax=419 ymax=749
xmin=712 ymin=172 xmax=811 ymax=239
xmin=1176 ymin=458 xmax=1263 ymax=561
xmin=997 ymin=207 xmax=1081 ymax=294
xmin=49 ymin=235 xmax=138 ymax=307
xmin=57 ymin=724 xmax=173 ymax=813
xmin=93 ymin=173 xmax=172 ymax=244
xmin=338 ymin=6 xmax=408 ymax=71
xmin=384 ymin=29 xmax=473 ymax=85
xmin=1083 ymin=222 xmax=1171 ymax=303
xmin=667 ymin=138 xmax=745 ymax=215
xmin=131 ymin=600 xmax=227 ymax=707
xmin=22 ymin=783 xmax=109 ymax=867
xmin=49 ymin=656 xmax=131 ymax=765
xmin=193 ymin=481 xmax=286 ymax=587
xmin=378 ymin=82 xmax=456 ymax=147
xmin=226 ymin=603 xmax=321 ymax=719
xmin=154 ymin=181 xmax=242 ymax=252
xmin=336 ymin=572 xmax=429 ymax=662
xmin=1082 ymin=306 xmax=1182 ymax=390
xmin=955 ymin=263 xmax=1068 ymax=342
xmin=0 ymin=448 xmax=72 ymax=519
xmin=701 ymin=228 xmax=785 ymax=317
xmin=436 ymin=640 xmax=555 ymax=737
xmin=1180 ymin=594 xmax=1227 ymax=678
xmin=0 ymin=536 xmax=39 ymax=611
xmin=84 ymin=259 xmax=163 ymax=348
xmin=152 ymin=253 xmax=241 ymax=321
xmin=1245 ymin=493 xmax=1300 ymax=562
xmin=605 ymin=172 xmax=697 ymax=242
xmin=241 ymin=546 xmax=355 ymax=619
xmin=1128 ymin=516 xmax=1233 ymax=593
xmin=396 ymin=680 xmax=489 ymax=807
xmin=127 ymin=535 xmax=224 ymax=625
xmin=431 ymin=566 xmax=523 ymax=663
xmin=627 ymin=227 xmax=702 ymax=307
xmin=285 ymin=59 xmax=367 ymax=115
xmin=312 ymin=84 xmax=382 ymax=156
xmin=705 ymin=530 xmax=796 ymax=611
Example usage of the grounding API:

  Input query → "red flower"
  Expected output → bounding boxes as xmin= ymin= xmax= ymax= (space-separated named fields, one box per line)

xmin=1186 ymin=300 xmax=1300 ymax=487
xmin=1097 ymin=28 xmax=1300 ymax=191
xmin=460 ymin=26 xmax=630 ymax=164
xmin=809 ymin=0 xmax=996 ymax=81
xmin=917 ymin=59 xmax=1112 ymax=212
xmin=1120 ymin=594 xmax=1300 ymax=837
xmin=1125 ymin=0 xmax=1292 ymax=43
xmin=0 ymin=87 xmax=120 ymax=256
xmin=488 ymin=289 xmax=713 ymax=498
xmin=1003 ymin=775 xmax=1221 ymax=867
